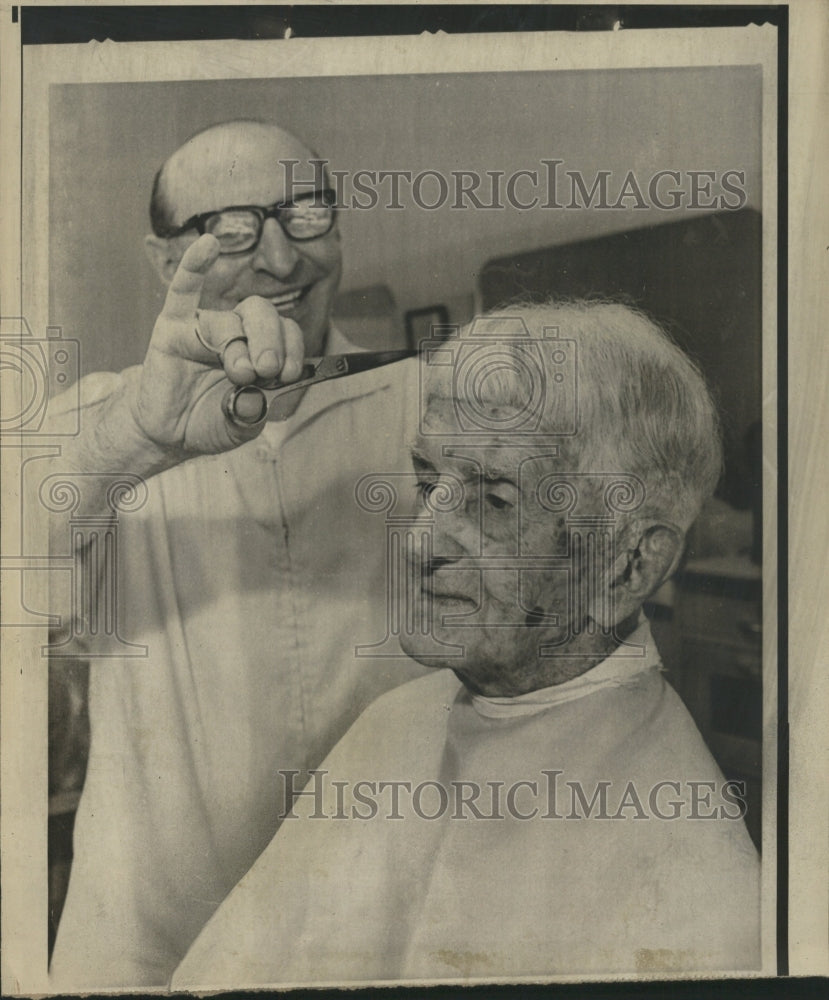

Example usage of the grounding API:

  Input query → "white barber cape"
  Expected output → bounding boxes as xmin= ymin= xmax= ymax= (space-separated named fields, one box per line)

xmin=49 ymin=331 xmax=426 ymax=988
xmin=173 ymin=621 xmax=760 ymax=987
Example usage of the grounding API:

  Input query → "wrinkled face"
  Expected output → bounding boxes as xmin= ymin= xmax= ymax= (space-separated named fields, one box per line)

xmin=161 ymin=123 xmax=342 ymax=356
xmin=399 ymin=396 xmax=609 ymax=696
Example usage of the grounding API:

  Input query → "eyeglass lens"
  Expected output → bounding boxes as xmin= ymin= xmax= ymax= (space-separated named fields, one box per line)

xmin=204 ymin=198 xmax=333 ymax=252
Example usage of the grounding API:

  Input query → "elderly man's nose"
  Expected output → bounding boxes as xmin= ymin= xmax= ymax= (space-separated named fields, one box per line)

xmin=253 ymin=217 xmax=301 ymax=276
xmin=425 ymin=516 xmax=469 ymax=564
xmin=403 ymin=518 xmax=465 ymax=569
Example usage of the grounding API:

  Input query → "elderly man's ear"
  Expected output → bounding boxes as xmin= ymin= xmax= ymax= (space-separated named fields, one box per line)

xmin=144 ymin=235 xmax=182 ymax=285
xmin=590 ymin=522 xmax=684 ymax=628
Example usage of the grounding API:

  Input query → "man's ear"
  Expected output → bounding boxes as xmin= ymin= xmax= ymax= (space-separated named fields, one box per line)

xmin=590 ymin=522 xmax=684 ymax=628
xmin=144 ymin=234 xmax=181 ymax=286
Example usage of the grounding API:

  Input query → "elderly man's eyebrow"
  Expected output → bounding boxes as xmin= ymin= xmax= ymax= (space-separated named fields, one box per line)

xmin=481 ymin=466 xmax=520 ymax=487
xmin=409 ymin=445 xmax=522 ymax=489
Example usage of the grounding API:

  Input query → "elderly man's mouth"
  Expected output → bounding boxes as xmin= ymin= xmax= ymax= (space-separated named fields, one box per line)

xmin=421 ymin=586 xmax=476 ymax=607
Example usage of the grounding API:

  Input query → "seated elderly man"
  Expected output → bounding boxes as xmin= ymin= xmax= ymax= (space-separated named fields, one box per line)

xmin=173 ymin=301 xmax=760 ymax=987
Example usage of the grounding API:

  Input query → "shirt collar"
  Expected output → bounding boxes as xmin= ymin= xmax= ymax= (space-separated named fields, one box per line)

xmin=469 ymin=617 xmax=661 ymax=719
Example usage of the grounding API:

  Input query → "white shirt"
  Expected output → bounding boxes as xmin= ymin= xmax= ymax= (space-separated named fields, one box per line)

xmin=173 ymin=621 xmax=761 ymax=987
xmin=49 ymin=331 xmax=426 ymax=988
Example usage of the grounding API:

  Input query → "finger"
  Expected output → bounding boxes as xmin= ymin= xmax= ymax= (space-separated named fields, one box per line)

xmin=178 ymin=309 xmax=244 ymax=366
xmin=223 ymin=385 xmax=270 ymax=426
xmin=233 ymin=297 xmax=289 ymax=381
xmin=161 ymin=234 xmax=221 ymax=322
xmin=196 ymin=310 xmax=241 ymax=355
xmin=221 ymin=338 xmax=256 ymax=384
xmin=183 ymin=378 xmax=270 ymax=453
xmin=279 ymin=318 xmax=306 ymax=383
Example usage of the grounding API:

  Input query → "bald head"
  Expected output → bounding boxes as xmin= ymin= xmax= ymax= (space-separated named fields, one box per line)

xmin=150 ymin=120 xmax=324 ymax=235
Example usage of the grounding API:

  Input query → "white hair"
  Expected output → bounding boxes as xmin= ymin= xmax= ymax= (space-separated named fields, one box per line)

xmin=424 ymin=299 xmax=723 ymax=531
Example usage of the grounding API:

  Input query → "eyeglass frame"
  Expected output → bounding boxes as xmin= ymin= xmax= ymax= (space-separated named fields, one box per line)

xmin=159 ymin=188 xmax=338 ymax=254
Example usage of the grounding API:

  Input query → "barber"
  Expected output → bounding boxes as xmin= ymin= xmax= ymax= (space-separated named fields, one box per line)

xmin=50 ymin=120 xmax=423 ymax=988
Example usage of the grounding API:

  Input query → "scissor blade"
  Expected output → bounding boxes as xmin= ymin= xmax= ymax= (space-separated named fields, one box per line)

xmin=224 ymin=349 xmax=419 ymax=427
xmin=314 ymin=350 xmax=417 ymax=381
xmin=251 ymin=350 xmax=417 ymax=392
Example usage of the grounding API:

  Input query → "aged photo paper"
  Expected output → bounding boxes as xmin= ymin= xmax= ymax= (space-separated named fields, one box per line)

xmin=1 ymin=3 xmax=827 ymax=994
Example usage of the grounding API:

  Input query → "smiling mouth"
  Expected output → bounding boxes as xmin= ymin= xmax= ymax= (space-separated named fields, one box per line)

xmin=267 ymin=286 xmax=311 ymax=312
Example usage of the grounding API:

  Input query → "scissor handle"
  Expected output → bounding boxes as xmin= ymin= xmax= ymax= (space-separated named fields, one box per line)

xmin=220 ymin=353 xmax=410 ymax=428
xmin=222 ymin=363 xmax=319 ymax=428
xmin=222 ymin=385 xmax=270 ymax=427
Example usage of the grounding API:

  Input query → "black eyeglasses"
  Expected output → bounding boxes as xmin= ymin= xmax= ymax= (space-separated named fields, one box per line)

xmin=162 ymin=189 xmax=337 ymax=254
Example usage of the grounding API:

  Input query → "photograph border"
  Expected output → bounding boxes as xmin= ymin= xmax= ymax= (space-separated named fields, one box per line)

xmin=1 ymin=3 xmax=825 ymax=994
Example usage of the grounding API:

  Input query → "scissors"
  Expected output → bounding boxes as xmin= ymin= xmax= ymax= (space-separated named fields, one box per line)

xmin=222 ymin=350 xmax=417 ymax=427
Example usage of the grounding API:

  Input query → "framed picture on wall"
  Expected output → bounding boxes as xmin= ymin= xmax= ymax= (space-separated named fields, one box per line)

xmin=404 ymin=304 xmax=451 ymax=349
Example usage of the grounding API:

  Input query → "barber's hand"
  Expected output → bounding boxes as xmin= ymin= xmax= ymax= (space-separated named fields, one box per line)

xmin=128 ymin=234 xmax=306 ymax=454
